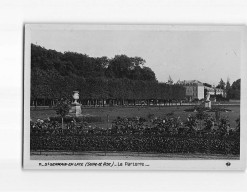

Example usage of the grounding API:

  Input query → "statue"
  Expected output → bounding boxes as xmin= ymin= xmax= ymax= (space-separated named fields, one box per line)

xmin=204 ymin=91 xmax=211 ymax=109
xmin=206 ymin=92 xmax=210 ymax=101
xmin=69 ymin=91 xmax=82 ymax=117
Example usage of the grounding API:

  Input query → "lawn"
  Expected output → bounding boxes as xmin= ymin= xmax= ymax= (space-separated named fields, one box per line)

xmin=31 ymin=105 xmax=240 ymax=128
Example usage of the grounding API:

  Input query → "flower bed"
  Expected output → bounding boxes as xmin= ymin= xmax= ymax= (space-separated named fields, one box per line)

xmin=30 ymin=116 xmax=240 ymax=155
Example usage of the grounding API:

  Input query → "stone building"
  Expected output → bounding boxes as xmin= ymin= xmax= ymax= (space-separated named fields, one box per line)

xmin=177 ymin=80 xmax=205 ymax=101
xmin=177 ymin=79 xmax=226 ymax=101
xmin=204 ymin=85 xmax=226 ymax=98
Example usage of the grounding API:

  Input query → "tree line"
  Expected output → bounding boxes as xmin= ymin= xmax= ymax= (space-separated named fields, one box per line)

xmin=217 ymin=78 xmax=241 ymax=100
xmin=31 ymin=44 xmax=186 ymax=104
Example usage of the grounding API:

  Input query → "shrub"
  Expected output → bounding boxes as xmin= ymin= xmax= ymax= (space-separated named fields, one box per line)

xmin=30 ymin=115 xmax=240 ymax=155
xmin=184 ymin=115 xmax=198 ymax=133
xmin=204 ymin=115 xmax=215 ymax=131
xmin=55 ymin=98 xmax=70 ymax=129
xmin=218 ymin=117 xmax=230 ymax=135
xmin=30 ymin=133 xmax=240 ymax=155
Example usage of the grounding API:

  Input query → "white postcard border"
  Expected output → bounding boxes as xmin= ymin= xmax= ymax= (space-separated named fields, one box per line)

xmin=23 ymin=24 xmax=247 ymax=170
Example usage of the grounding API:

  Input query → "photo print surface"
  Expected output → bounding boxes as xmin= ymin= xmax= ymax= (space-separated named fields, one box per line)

xmin=23 ymin=24 xmax=247 ymax=170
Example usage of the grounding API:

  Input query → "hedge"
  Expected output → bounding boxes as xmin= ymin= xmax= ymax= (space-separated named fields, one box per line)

xmin=30 ymin=134 xmax=240 ymax=155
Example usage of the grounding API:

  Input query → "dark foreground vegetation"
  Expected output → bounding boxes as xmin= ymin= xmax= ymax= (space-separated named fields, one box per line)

xmin=30 ymin=111 xmax=240 ymax=156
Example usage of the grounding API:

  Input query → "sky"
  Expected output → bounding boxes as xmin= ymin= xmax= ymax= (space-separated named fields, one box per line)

xmin=31 ymin=28 xmax=241 ymax=86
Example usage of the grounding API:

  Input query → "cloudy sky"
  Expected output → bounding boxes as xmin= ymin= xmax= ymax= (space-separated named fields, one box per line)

xmin=31 ymin=27 xmax=241 ymax=85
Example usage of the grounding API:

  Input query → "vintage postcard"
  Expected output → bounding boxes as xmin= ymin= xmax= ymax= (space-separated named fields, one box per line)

xmin=23 ymin=24 xmax=247 ymax=170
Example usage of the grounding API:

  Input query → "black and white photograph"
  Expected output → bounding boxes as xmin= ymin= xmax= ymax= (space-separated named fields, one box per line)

xmin=23 ymin=24 xmax=247 ymax=170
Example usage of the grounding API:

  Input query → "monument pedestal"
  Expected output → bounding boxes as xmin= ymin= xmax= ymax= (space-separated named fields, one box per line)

xmin=69 ymin=103 xmax=82 ymax=117
xmin=204 ymin=101 xmax=211 ymax=109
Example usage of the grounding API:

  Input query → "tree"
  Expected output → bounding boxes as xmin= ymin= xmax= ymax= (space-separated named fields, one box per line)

xmin=225 ymin=78 xmax=240 ymax=100
xmin=228 ymin=79 xmax=241 ymax=100
xmin=226 ymin=78 xmax=231 ymax=99
xmin=204 ymin=88 xmax=208 ymax=98
xmin=141 ymin=66 xmax=156 ymax=81
xmin=217 ymin=78 xmax=226 ymax=90
xmin=231 ymin=79 xmax=240 ymax=90
xmin=203 ymin=83 xmax=212 ymax=88
xmin=31 ymin=44 xmax=186 ymax=102
xmin=55 ymin=98 xmax=70 ymax=129
xmin=107 ymin=55 xmax=133 ymax=79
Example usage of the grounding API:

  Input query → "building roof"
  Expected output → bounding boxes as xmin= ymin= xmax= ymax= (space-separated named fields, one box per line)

xmin=177 ymin=80 xmax=204 ymax=86
xmin=177 ymin=79 xmax=225 ymax=91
